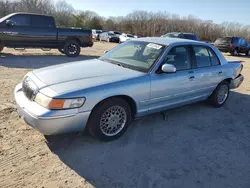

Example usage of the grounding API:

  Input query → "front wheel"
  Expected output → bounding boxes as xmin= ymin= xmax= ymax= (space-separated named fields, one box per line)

xmin=87 ymin=98 xmax=132 ymax=141
xmin=64 ymin=40 xmax=80 ymax=57
xmin=209 ymin=81 xmax=230 ymax=108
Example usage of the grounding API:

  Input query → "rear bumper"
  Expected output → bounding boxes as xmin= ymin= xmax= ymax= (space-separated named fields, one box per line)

xmin=81 ymin=41 xmax=93 ymax=47
xmin=230 ymin=74 xmax=244 ymax=89
xmin=15 ymin=83 xmax=91 ymax=135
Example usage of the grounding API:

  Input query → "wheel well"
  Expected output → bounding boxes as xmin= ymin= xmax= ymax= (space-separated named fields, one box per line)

xmin=65 ymin=37 xmax=81 ymax=44
xmin=92 ymin=95 xmax=137 ymax=118
xmin=224 ymin=78 xmax=232 ymax=84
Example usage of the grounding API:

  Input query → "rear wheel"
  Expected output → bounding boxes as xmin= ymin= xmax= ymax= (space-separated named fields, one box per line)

xmin=231 ymin=48 xmax=238 ymax=56
xmin=209 ymin=81 xmax=230 ymax=108
xmin=64 ymin=40 xmax=80 ymax=57
xmin=87 ymin=98 xmax=132 ymax=141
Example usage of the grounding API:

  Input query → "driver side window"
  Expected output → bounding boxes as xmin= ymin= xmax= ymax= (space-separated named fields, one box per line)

xmin=164 ymin=46 xmax=191 ymax=71
xmin=9 ymin=15 xmax=30 ymax=27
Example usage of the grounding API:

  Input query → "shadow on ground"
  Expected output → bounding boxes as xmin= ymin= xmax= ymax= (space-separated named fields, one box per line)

xmin=45 ymin=91 xmax=250 ymax=188
xmin=0 ymin=53 xmax=100 ymax=69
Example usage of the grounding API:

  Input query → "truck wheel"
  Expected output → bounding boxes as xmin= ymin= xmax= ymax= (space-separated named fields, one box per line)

xmin=246 ymin=50 xmax=250 ymax=57
xmin=87 ymin=98 xmax=132 ymax=141
xmin=64 ymin=40 xmax=80 ymax=57
xmin=58 ymin=48 xmax=64 ymax=54
xmin=209 ymin=81 xmax=230 ymax=108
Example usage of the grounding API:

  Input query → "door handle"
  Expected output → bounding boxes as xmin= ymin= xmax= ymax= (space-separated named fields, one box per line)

xmin=189 ymin=76 xmax=195 ymax=79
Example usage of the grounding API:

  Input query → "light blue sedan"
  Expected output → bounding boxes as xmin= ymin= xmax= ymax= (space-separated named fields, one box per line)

xmin=15 ymin=38 xmax=244 ymax=141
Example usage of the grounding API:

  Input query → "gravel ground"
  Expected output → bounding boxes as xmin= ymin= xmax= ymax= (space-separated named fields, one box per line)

xmin=0 ymin=42 xmax=250 ymax=188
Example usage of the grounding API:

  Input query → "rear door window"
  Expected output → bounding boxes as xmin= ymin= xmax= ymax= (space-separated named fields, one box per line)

xmin=10 ymin=14 xmax=31 ymax=27
xmin=193 ymin=46 xmax=211 ymax=68
xmin=214 ymin=37 xmax=232 ymax=45
xmin=31 ymin=15 xmax=55 ymax=28
xmin=193 ymin=46 xmax=220 ymax=67
xmin=207 ymin=48 xmax=220 ymax=66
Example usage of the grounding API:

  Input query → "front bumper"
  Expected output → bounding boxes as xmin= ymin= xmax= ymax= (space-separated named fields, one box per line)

xmin=14 ymin=83 xmax=91 ymax=135
xmin=230 ymin=74 xmax=244 ymax=89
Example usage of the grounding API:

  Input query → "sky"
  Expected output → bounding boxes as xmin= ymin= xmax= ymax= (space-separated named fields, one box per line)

xmin=64 ymin=0 xmax=250 ymax=25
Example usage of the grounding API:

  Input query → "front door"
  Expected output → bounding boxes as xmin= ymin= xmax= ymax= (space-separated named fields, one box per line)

xmin=149 ymin=45 xmax=197 ymax=113
xmin=2 ymin=14 xmax=31 ymax=47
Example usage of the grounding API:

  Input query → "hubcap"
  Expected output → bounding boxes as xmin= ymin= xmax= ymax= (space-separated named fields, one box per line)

xmin=100 ymin=105 xmax=127 ymax=136
xmin=217 ymin=85 xmax=229 ymax=104
xmin=68 ymin=44 xmax=77 ymax=55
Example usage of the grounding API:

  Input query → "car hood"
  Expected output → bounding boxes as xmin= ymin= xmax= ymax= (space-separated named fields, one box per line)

xmin=32 ymin=59 xmax=145 ymax=96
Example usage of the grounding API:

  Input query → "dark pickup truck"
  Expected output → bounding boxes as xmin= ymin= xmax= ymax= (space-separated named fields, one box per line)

xmin=0 ymin=13 xmax=93 ymax=57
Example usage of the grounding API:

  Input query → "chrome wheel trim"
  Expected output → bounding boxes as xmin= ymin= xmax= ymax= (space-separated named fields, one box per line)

xmin=100 ymin=105 xmax=127 ymax=136
xmin=68 ymin=44 xmax=77 ymax=55
xmin=217 ymin=85 xmax=229 ymax=104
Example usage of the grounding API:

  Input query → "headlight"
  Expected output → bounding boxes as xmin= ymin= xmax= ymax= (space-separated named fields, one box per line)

xmin=34 ymin=92 xmax=85 ymax=110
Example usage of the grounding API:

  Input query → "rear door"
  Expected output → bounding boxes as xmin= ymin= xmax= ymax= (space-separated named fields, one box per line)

xmin=239 ymin=38 xmax=248 ymax=54
xmin=29 ymin=15 xmax=57 ymax=47
xmin=191 ymin=45 xmax=224 ymax=98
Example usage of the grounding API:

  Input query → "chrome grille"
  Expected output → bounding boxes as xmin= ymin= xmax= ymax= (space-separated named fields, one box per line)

xmin=22 ymin=77 xmax=38 ymax=100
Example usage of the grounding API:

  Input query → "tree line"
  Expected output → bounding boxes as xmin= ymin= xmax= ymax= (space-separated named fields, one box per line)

xmin=1 ymin=0 xmax=250 ymax=42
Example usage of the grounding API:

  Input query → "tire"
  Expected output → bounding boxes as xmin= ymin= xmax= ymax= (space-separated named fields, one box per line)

xmin=246 ymin=49 xmax=250 ymax=57
xmin=0 ymin=43 xmax=4 ymax=52
xmin=64 ymin=40 xmax=81 ymax=57
xmin=231 ymin=48 xmax=238 ymax=56
xmin=58 ymin=48 xmax=64 ymax=54
xmin=87 ymin=98 xmax=132 ymax=141
xmin=209 ymin=81 xmax=230 ymax=108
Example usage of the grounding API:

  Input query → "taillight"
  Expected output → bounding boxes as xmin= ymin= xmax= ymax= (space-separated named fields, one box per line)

xmin=90 ymin=33 xmax=92 ymax=41
xmin=230 ymin=43 xmax=233 ymax=48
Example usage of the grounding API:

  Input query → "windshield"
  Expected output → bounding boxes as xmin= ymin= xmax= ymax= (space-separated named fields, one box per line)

xmin=99 ymin=41 xmax=164 ymax=72
xmin=0 ymin=14 xmax=12 ymax=23
xmin=164 ymin=33 xmax=178 ymax=38
xmin=214 ymin=37 xmax=232 ymax=45
xmin=108 ymin=33 xmax=115 ymax=36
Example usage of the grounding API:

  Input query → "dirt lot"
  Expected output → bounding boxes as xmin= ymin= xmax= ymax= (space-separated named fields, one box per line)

xmin=0 ymin=42 xmax=250 ymax=188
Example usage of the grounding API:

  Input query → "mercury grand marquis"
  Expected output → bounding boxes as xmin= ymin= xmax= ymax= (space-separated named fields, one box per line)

xmin=15 ymin=37 xmax=244 ymax=141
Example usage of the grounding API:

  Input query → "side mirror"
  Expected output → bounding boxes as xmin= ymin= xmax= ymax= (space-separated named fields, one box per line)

xmin=6 ymin=20 xmax=14 ymax=27
xmin=104 ymin=50 xmax=108 ymax=54
xmin=161 ymin=63 xmax=176 ymax=73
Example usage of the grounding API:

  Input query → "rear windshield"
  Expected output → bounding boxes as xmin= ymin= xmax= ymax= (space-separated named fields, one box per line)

xmin=215 ymin=37 xmax=233 ymax=44
xmin=183 ymin=34 xmax=198 ymax=40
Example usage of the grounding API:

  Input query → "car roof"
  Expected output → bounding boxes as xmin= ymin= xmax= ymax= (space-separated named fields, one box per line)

xmin=133 ymin=37 xmax=203 ymax=46
xmin=9 ymin=12 xmax=53 ymax=17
